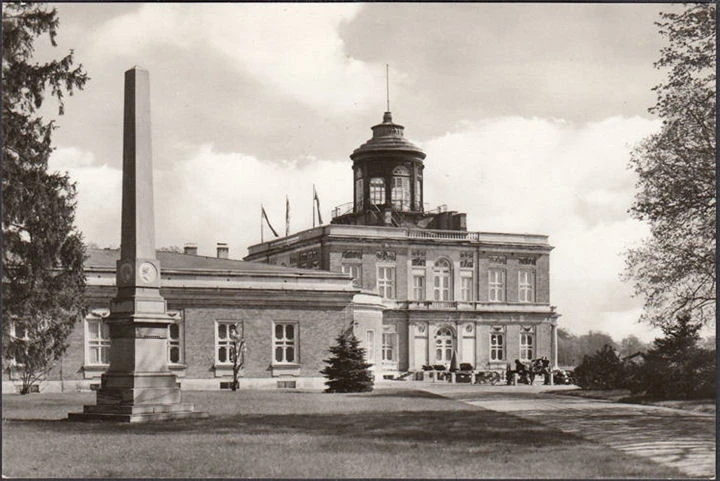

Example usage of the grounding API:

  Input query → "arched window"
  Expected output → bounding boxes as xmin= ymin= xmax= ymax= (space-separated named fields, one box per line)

xmin=433 ymin=258 xmax=452 ymax=301
xmin=434 ymin=326 xmax=455 ymax=364
xmin=370 ymin=177 xmax=385 ymax=205
xmin=391 ymin=166 xmax=410 ymax=211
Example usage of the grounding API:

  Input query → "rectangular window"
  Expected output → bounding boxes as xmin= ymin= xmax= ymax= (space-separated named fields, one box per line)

xmin=366 ymin=330 xmax=375 ymax=362
xmin=382 ymin=332 xmax=397 ymax=361
xmin=412 ymin=272 xmax=425 ymax=301
xmin=391 ymin=176 xmax=410 ymax=210
xmin=355 ymin=177 xmax=364 ymax=211
xmin=518 ymin=271 xmax=535 ymax=303
xmin=274 ymin=323 xmax=297 ymax=364
xmin=370 ymin=178 xmax=385 ymax=205
xmin=86 ymin=319 xmax=111 ymax=366
xmin=488 ymin=269 xmax=505 ymax=302
xmin=341 ymin=263 xmax=362 ymax=288
xmin=377 ymin=266 xmax=395 ymax=299
xmin=414 ymin=178 xmax=422 ymax=210
xmin=460 ymin=273 xmax=473 ymax=301
xmin=520 ymin=330 xmax=534 ymax=361
xmin=8 ymin=321 xmax=30 ymax=366
xmin=216 ymin=322 xmax=242 ymax=365
xmin=489 ymin=329 xmax=505 ymax=361
xmin=168 ymin=323 xmax=182 ymax=364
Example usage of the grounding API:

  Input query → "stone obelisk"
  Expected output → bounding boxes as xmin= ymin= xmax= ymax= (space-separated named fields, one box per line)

xmin=70 ymin=68 xmax=206 ymax=422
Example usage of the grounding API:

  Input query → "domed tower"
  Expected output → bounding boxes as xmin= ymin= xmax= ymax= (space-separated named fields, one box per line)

xmin=333 ymin=111 xmax=428 ymax=227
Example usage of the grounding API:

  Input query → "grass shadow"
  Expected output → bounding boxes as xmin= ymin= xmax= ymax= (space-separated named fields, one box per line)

xmin=6 ymin=408 xmax=586 ymax=449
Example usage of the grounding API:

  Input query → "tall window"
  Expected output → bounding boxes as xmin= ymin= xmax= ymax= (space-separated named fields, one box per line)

xmin=216 ymin=322 xmax=242 ymax=365
xmin=355 ymin=177 xmax=364 ymax=212
xmin=434 ymin=327 xmax=454 ymax=363
xmin=433 ymin=259 xmax=452 ymax=301
xmin=382 ymin=332 xmax=397 ymax=361
xmin=391 ymin=166 xmax=410 ymax=210
xmin=377 ymin=266 xmax=395 ymax=299
xmin=366 ymin=330 xmax=375 ymax=362
xmin=86 ymin=318 xmax=111 ymax=366
xmin=341 ymin=263 xmax=362 ymax=288
xmin=370 ymin=177 xmax=385 ymax=205
xmin=8 ymin=321 xmax=30 ymax=367
xmin=460 ymin=272 xmax=473 ymax=301
xmin=168 ymin=323 xmax=182 ymax=364
xmin=489 ymin=328 xmax=505 ymax=361
xmin=414 ymin=177 xmax=422 ymax=210
xmin=520 ymin=328 xmax=534 ymax=361
xmin=274 ymin=323 xmax=297 ymax=364
xmin=412 ymin=271 xmax=426 ymax=301
xmin=518 ymin=271 xmax=535 ymax=303
xmin=488 ymin=269 xmax=505 ymax=302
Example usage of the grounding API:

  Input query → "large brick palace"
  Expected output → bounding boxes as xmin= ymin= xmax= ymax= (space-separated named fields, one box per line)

xmin=3 ymin=109 xmax=560 ymax=392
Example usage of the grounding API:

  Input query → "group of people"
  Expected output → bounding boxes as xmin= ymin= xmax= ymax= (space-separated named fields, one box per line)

xmin=506 ymin=357 xmax=551 ymax=385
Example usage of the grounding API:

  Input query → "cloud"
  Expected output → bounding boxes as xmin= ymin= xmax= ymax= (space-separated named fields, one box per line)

xmin=421 ymin=115 xmax=661 ymax=339
xmin=91 ymin=3 xmax=382 ymax=115
xmin=49 ymin=148 xmax=122 ymax=248
xmin=153 ymin=144 xmax=349 ymax=256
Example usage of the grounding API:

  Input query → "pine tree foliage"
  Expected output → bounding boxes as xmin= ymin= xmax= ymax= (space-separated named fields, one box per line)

xmin=628 ymin=313 xmax=715 ymax=400
xmin=573 ymin=344 xmax=626 ymax=390
xmin=624 ymin=4 xmax=716 ymax=328
xmin=321 ymin=329 xmax=374 ymax=393
xmin=2 ymin=4 xmax=89 ymax=394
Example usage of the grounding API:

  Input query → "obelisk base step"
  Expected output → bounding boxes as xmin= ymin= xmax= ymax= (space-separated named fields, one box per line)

xmin=69 ymin=402 xmax=208 ymax=423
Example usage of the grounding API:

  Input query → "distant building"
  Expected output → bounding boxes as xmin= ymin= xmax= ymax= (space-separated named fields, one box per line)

xmin=245 ymin=111 xmax=561 ymax=377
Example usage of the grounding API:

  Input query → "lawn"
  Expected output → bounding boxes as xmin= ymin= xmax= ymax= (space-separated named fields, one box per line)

xmin=2 ymin=388 xmax=684 ymax=478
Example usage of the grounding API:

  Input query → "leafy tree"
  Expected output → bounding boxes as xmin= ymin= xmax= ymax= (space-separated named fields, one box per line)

xmin=629 ymin=313 xmax=715 ymax=400
xmin=617 ymin=334 xmax=650 ymax=358
xmin=229 ymin=323 xmax=246 ymax=391
xmin=321 ymin=329 xmax=374 ymax=393
xmin=573 ymin=344 xmax=626 ymax=390
xmin=557 ymin=328 xmax=617 ymax=367
xmin=624 ymin=4 xmax=716 ymax=328
xmin=2 ymin=4 xmax=88 ymax=394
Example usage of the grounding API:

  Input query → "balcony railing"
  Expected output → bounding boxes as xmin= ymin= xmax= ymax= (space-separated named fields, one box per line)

xmin=330 ymin=202 xmax=447 ymax=220
xmin=386 ymin=300 xmax=557 ymax=313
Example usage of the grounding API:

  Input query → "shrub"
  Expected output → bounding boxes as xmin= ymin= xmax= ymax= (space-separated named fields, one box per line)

xmin=573 ymin=344 xmax=626 ymax=390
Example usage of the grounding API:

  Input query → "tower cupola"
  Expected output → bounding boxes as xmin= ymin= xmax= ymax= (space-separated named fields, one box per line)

xmin=349 ymin=111 xmax=426 ymax=223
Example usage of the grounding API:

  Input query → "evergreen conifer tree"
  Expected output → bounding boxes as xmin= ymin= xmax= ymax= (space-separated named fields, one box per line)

xmin=321 ymin=329 xmax=374 ymax=393
xmin=2 ymin=4 xmax=88 ymax=394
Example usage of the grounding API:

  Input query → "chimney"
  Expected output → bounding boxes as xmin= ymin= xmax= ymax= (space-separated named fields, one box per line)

xmin=216 ymin=242 xmax=229 ymax=259
xmin=183 ymin=243 xmax=198 ymax=256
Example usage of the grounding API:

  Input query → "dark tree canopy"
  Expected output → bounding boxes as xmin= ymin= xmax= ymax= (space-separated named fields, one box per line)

xmin=627 ymin=313 xmax=715 ymax=400
xmin=321 ymin=329 xmax=374 ymax=393
xmin=2 ymin=4 xmax=89 ymax=393
xmin=624 ymin=4 xmax=716 ymax=328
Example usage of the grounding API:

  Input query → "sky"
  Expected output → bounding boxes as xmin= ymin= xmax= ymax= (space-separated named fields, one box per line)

xmin=36 ymin=2 xmax=683 ymax=342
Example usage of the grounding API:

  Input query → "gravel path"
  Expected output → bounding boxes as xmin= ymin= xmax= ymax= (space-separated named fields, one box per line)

xmin=418 ymin=383 xmax=716 ymax=478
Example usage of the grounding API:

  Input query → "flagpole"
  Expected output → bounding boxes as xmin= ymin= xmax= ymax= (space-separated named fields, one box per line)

xmin=260 ymin=205 xmax=264 ymax=243
xmin=312 ymin=185 xmax=316 ymax=228
xmin=285 ymin=195 xmax=290 ymax=237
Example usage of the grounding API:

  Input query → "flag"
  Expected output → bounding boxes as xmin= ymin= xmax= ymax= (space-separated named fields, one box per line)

xmin=285 ymin=195 xmax=290 ymax=237
xmin=313 ymin=185 xmax=323 ymax=225
xmin=261 ymin=205 xmax=279 ymax=238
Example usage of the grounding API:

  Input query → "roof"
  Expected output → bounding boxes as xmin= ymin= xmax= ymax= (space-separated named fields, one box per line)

xmin=85 ymin=248 xmax=347 ymax=279
xmin=351 ymin=111 xmax=426 ymax=159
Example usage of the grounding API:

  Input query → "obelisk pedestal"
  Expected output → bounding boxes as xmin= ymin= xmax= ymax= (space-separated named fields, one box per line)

xmin=69 ymin=68 xmax=206 ymax=422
